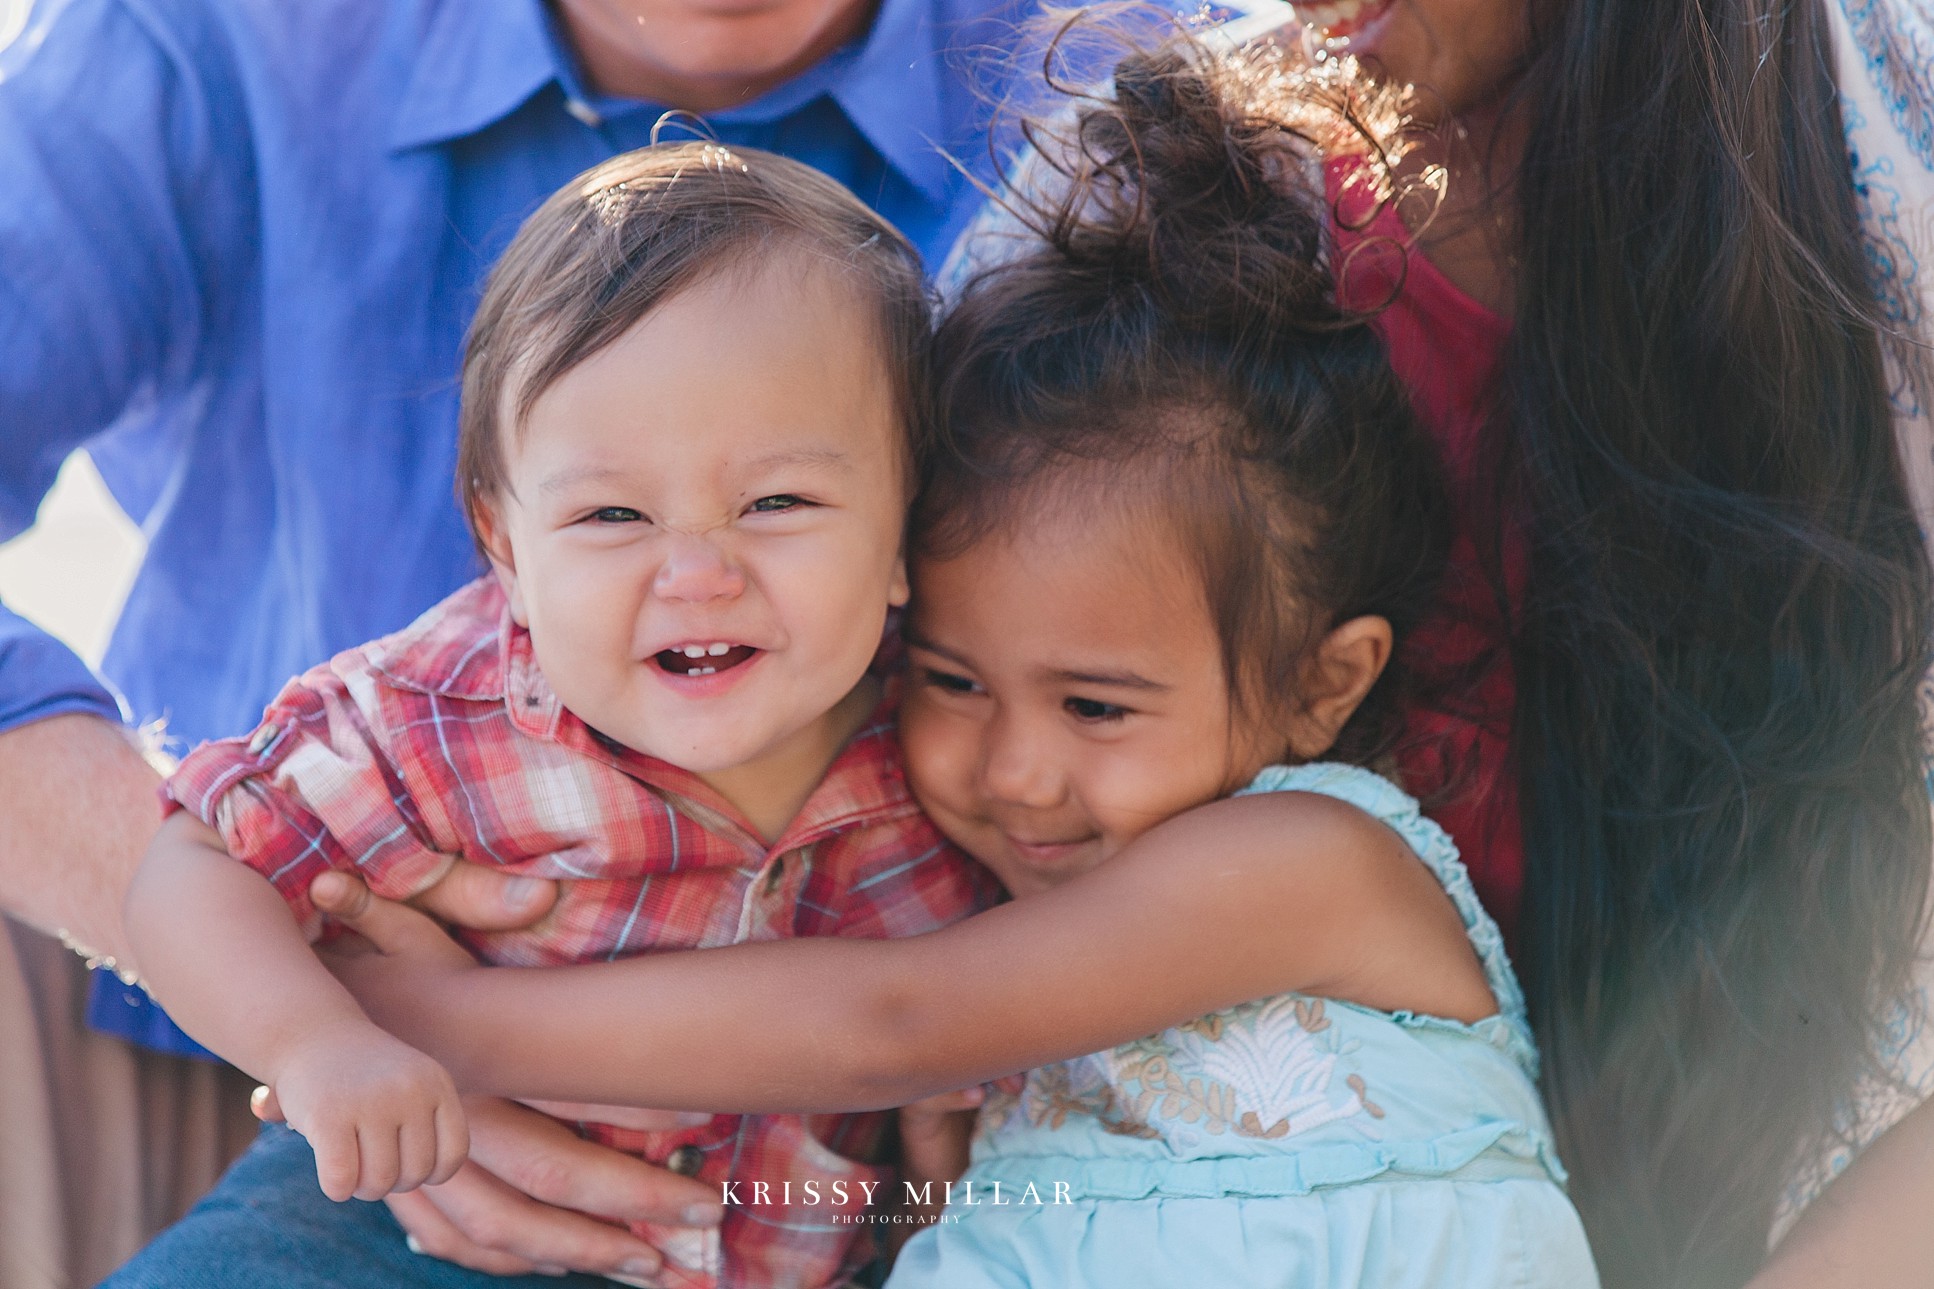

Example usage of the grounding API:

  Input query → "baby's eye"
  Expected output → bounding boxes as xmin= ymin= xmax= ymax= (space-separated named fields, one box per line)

xmin=920 ymin=667 xmax=981 ymax=696
xmin=749 ymin=494 xmax=807 ymax=514
xmin=1065 ymin=696 xmax=1127 ymax=723
xmin=588 ymin=506 xmax=644 ymax=524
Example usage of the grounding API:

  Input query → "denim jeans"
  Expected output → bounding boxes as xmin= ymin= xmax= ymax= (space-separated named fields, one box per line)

xmin=101 ymin=1124 xmax=620 ymax=1288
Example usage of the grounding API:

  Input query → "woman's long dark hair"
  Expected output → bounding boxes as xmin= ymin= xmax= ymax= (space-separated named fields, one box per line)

xmin=1505 ymin=1 xmax=1934 ymax=1283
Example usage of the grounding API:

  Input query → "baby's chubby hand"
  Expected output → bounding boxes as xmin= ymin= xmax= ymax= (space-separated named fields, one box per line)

xmin=268 ymin=1019 xmax=470 ymax=1202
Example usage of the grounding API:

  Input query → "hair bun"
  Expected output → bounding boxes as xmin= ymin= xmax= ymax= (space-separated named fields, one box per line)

xmin=1014 ymin=29 xmax=1406 ymax=339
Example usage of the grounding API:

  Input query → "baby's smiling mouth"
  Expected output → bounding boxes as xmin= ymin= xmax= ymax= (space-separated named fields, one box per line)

xmin=653 ymin=642 xmax=759 ymax=677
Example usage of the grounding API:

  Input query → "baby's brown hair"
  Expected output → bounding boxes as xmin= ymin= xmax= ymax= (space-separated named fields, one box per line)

xmin=457 ymin=142 xmax=931 ymax=543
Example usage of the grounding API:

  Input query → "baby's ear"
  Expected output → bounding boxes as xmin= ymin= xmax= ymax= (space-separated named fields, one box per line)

xmin=472 ymin=500 xmax=529 ymax=627
xmin=1283 ymin=616 xmax=1393 ymax=761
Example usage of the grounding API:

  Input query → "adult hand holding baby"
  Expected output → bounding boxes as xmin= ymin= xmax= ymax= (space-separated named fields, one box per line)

xmin=299 ymin=870 xmax=724 ymax=1283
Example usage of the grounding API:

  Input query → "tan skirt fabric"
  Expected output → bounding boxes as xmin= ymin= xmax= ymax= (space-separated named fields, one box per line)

xmin=0 ymin=916 xmax=256 ymax=1289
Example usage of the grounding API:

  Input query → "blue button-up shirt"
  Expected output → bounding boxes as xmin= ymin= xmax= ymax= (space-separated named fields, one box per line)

xmin=0 ymin=0 xmax=1038 ymax=1051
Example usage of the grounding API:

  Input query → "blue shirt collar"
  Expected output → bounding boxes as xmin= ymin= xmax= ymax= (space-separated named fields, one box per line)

xmin=823 ymin=0 xmax=952 ymax=204
xmin=389 ymin=2 xmax=558 ymax=153
xmin=390 ymin=0 xmax=955 ymax=205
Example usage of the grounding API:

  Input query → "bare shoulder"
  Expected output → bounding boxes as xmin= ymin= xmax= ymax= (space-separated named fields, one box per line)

xmin=1117 ymin=787 xmax=1500 ymax=1024
xmin=1120 ymin=786 xmax=1422 ymax=885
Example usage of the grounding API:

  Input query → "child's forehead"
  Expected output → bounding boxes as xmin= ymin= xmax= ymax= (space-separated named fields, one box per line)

xmin=912 ymin=486 xmax=1203 ymax=615
xmin=498 ymin=277 xmax=913 ymax=494
xmin=477 ymin=312 xmax=907 ymax=542
xmin=904 ymin=506 xmax=1226 ymax=703
xmin=916 ymin=452 xmax=1199 ymax=565
xmin=509 ymin=251 xmax=896 ymax=417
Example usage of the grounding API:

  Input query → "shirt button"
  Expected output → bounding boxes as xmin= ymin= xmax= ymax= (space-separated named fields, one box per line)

xmin=246 ymin=723 xmax=279 ymax=755
xmin=665 ymin=1145 xmax=705 ymax=1177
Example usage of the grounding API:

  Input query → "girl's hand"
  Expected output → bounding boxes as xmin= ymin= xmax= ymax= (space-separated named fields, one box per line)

xmin=884 ymin=1086 xmax=981 ymax=1263
xmin=897 ymin=1086 xmax=982 ymax=1220
xmin=268 ymin=1019 xmax=468 ymax=1201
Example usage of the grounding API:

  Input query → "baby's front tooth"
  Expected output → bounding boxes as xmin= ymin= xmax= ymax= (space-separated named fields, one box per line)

xmin=707 ymin=643 xmax=731 ymax=656
xmin=682 ymin=644 xmax=707 ymax=658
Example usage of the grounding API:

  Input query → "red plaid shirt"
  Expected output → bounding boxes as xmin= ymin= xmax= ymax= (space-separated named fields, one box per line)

xmin=167 ymin=577 xmax=1000 ymax=1289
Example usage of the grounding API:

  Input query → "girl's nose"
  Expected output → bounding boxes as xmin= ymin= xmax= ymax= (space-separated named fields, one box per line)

xmin=979 ymin=709 xmax=1065 ymax=810
xmin=652 ymin=532 xmax=747 ymax=603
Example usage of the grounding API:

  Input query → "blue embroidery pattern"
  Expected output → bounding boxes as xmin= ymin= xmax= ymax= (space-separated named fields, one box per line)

xmin=1839 ymin=0 xmax=1934 ymax=169
xmin=1846 ymin=99 xmax=1928 ymax=420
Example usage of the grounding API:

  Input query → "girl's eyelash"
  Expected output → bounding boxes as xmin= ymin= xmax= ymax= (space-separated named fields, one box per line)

xmin=920 ymin=667 xmax=980 ymax=695
xmin=1065 ymin=696 xmax=1128 ymax=723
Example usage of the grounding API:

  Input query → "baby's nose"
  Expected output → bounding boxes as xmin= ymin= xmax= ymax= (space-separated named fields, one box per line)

xmin=653 ymin=533 xmax=747 ymax=602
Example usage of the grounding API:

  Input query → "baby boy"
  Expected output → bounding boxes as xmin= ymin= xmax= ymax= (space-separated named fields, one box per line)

xmin=123 ymin=143 xmax=998 ymax=1289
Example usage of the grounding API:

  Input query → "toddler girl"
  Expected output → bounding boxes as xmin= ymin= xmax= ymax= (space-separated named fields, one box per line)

xmin=317 ymin=36 xmax=1599 ymax=1288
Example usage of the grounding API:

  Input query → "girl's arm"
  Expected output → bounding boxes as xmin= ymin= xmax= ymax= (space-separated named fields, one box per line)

xmin=324 ymin=789 xmax=1495 ymax=1113
xmin=125 ymin=811 xmax=468 ymax=1199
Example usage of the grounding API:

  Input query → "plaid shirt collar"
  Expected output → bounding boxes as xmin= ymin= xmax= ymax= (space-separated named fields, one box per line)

xmin=365 ymin=578 xmax=920 ymax=859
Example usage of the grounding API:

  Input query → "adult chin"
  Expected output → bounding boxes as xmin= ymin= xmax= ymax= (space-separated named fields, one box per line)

xmin=1288 ymin=0 xmax=1533 ymax=124
xmin=554 ymin=0 xmax=877 ymax=110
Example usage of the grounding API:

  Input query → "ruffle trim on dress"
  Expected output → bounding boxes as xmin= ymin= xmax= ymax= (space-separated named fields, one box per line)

xmin=963 ymin=1120 xmax=1567 ymax=1200
xmin=1236 ymin=763 xmax=1541 ymax=1076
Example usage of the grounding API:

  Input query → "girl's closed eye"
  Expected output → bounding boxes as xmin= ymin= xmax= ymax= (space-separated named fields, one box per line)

xmin=748 ymin=493 xmax=811 ymax=514
xmin=588 ymin=505 xmax=645 ymax=524
xmin=919 ymin=666 xmax=982 ymax=697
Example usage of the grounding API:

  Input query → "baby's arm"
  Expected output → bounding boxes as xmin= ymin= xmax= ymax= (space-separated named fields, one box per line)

xmin=324 ymin=789 xmax=1494 ymax=1113
xmin=125 ymin=812 xmax=468 ymax=1201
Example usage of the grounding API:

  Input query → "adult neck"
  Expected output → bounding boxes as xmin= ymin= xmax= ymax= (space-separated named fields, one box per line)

xmin=551 ymin=0 xmax=880 ymax=113
xmin=1398 ymin=91 xmax=1529 ymax=319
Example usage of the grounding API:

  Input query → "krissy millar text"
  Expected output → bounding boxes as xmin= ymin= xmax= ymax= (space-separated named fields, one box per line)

xmin=719 ymin=1180 xmax=1073 ymax=1208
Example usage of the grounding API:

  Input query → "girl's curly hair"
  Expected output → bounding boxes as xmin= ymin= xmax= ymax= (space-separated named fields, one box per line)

xmin=921 ymin=24 xmax=1449 ymax=768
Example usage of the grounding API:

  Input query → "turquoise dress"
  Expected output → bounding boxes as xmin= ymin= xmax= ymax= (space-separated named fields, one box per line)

xmin=887 ymin=763 xmax=1599 ymax=1288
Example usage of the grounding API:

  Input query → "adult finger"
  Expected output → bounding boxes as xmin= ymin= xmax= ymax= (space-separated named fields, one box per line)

xmin=387 ymin=1185 xmax=544 ymax=1278
xmin=251 ymin=1084 xmax=284 ymax=1123
xmin=311 ymin=873 xmax=475 ymax=965
xmin=411 ymin=860 xmax=557 ymax=931
xmin=466 ymin=1097 xmax=725 ymax=1228
xmin=401 ymin=1159 xmax=667 ymax=1280
xmin=516 ymin=1100 xmax=714 ymax=1133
